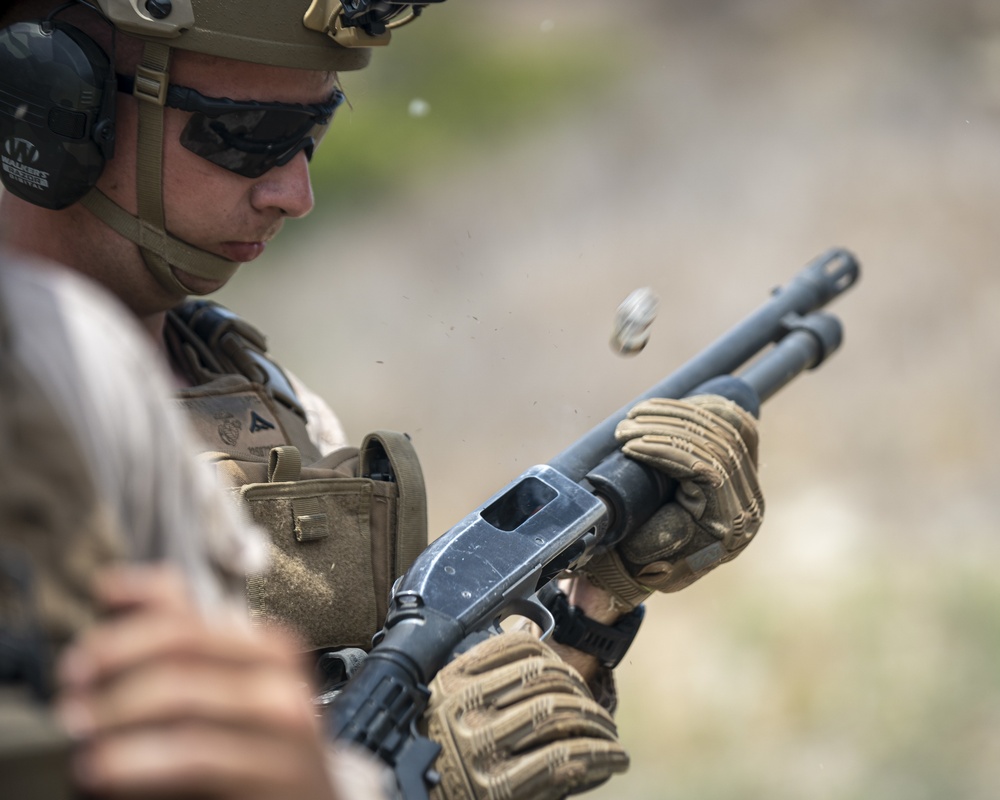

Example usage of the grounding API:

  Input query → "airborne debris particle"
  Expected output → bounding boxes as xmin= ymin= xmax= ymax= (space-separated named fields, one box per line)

xmin=408 ymin=98 xmax=430 ymax=118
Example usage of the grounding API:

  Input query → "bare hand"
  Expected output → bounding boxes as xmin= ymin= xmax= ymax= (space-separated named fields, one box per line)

xmin=55 ymin=565 xmax=343 ymax=800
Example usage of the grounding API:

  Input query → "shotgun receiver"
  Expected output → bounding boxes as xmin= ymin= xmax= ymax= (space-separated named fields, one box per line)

xmin=326 ymin=248 xmax=861 ymax=798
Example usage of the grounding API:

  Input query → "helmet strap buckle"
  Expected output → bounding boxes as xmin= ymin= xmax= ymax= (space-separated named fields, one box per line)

xmin=133 ymin=64 xmax=169 ymax=106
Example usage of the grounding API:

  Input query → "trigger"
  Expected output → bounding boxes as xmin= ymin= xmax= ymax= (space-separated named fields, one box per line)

xmin=531 ymin=597 xmax=556 ymax=640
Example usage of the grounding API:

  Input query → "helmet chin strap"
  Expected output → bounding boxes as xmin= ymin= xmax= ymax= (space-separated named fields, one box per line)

xmin=79 ymin=41 xmax=240 ymax=297
xmin=79 ymin=188 xmax=240 ymax=295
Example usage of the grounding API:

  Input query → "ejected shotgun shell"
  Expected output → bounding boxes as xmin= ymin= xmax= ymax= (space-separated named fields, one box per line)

xmin=611 ymin=287 xmax=659 ymax=355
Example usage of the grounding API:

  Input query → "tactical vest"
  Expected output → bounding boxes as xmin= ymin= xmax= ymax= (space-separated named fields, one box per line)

xmin=166 ymin=300 xmax=427 ymax=651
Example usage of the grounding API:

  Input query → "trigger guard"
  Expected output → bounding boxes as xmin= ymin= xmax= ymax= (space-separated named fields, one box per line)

xmin=501 ymin=596 xmax=555 ymax=640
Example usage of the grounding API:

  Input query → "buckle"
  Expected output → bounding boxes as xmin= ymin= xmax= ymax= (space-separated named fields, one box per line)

xmin=133 ymin=65 xmax=168 ymax=106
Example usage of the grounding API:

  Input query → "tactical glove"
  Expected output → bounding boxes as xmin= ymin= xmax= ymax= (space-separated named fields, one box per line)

xmin=579 ymin=394 xmax=764 ymax=611
xmin=423 ymin=630 xmax=629 ymax=800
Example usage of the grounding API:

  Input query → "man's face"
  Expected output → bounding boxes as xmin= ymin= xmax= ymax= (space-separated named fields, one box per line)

xmin=97 ymin=49 xmax=338 ymax=307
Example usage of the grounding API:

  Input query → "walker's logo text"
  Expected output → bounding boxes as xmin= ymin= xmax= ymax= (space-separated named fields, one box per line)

xmin=1 ymin=137 xmax=49 ymax=190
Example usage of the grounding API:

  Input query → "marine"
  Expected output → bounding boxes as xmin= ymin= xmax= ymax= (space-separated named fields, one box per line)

xmin=0 ymin=1 xmax=765 ymax=796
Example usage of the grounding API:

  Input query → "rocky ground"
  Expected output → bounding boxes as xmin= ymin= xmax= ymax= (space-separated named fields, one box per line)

xmin=218 ymin=2 xmax=1000 ymax=797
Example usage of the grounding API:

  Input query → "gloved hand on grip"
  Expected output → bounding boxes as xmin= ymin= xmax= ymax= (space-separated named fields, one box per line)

xmin=578 ymin=393 xmax=764 ymax=612
xmin=423 ymin=630 xmax=629 ymax=800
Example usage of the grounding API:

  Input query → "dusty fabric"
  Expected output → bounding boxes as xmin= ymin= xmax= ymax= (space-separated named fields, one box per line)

xmin=240 ymin=471 xmax=381 ymax=648
xmin=212 ymin=431 xmax=425 ymax=650
xmin=168 ymin=303 xmax=427 ymax=650
xmin=423 ymin=631 xmax=629 ymax=800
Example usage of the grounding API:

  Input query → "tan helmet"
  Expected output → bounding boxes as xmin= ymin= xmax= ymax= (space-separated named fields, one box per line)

xmin=74 ymin=0 xmax=442 ymax=297
xmin=93 ymin=0 xmax=444 ymax=69
xmin=93 ymin=0 xmax=381 ymax=71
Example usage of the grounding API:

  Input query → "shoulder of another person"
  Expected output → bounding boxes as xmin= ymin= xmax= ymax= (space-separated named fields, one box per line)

xmin=0 ymin=252 xmax=164 ymax=397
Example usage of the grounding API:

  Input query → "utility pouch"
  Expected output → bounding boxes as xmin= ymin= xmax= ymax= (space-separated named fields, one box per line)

xmin=168 ymin=300 xmax=428 ymax=650
xmin=196 ymin=427 xmax=427 ymax=651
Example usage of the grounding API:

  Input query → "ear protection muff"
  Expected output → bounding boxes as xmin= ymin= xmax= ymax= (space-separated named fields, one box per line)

xmin=0 ymin=19 xmax=116 ymax=209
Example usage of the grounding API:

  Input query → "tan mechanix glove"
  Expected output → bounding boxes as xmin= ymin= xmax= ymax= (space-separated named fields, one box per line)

xmin=422 ymin=630 xmax=629 ymax=800
xmin=579 ymin=394 xmax=764 ymax=611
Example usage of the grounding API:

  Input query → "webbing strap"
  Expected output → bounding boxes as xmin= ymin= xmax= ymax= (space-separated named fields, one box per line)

xmin=135 ymin=43 xmax=169 ymax=230
xmin=268 ymin=445 xmax=302 ymax=483
xmin=267 ymin=447 xmax=329 ymax=542
xmin=78 ymin=190 xmax=240 ymax=286
xmin=291 ymin=495 xmax=329 ymax=543
xmin=78 ymin=42 xmax=240 ymax=295
xmin=133 ymin=43 xmax=177 ymax=295
xmin=360 ymin=431 xmax=427 ymax=576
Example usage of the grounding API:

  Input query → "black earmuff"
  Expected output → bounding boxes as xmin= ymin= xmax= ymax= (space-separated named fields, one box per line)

xmin=0 ymin=18 xmax=116 ymax=209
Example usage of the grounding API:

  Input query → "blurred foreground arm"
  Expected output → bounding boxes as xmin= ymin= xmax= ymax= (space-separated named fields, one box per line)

xmin=56 ymin=565 xmax=387 ymax=800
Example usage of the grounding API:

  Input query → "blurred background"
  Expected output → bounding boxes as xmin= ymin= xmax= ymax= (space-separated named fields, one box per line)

xmin=217 ymin=1 xmax=1000 ymax=797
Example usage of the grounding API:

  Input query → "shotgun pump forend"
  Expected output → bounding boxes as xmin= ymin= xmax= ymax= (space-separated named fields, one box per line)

xmin=325 ymin=247 xmax=861 ymax=800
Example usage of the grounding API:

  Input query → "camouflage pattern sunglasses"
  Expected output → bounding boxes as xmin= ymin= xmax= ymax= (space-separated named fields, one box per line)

xmin=117 ymin=73 xmax=344 ymax=178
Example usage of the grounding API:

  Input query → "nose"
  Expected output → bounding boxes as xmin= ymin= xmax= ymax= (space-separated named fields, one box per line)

xmin=250 ymin=150 xmax=315 ymax=218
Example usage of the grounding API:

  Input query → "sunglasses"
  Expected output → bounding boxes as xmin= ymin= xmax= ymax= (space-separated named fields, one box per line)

xmin=117 ymin=74 xmax=344 ymax=178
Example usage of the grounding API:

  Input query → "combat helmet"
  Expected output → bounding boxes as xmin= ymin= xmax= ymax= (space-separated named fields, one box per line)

xmin=0 ymin=1 xmax=444 ymax=295
xmin=95 ymin=0 xmax=445 ymax=70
